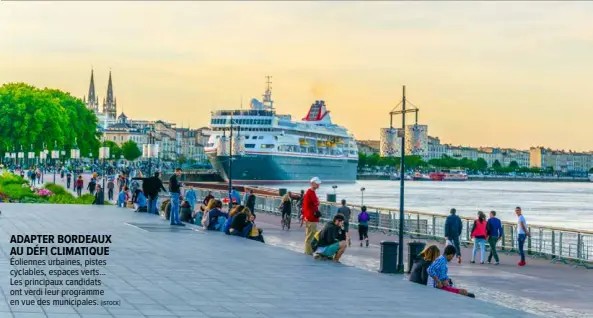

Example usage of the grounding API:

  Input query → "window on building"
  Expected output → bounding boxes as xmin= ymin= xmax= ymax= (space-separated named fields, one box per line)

xmin=261 ymin=144 xmax=275 ymax=149
xmin=244 ymin=144 xmax=255 ymax=149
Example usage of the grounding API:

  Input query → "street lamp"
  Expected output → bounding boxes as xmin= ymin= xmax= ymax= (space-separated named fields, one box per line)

xmin=332 ymin=185 xmax=338 ymax=195
xmin=28 ymin=145 xmax=35 ymax=169
xmin=51 ymin=141 xmax=60 ymax=184
xmin=143 ymin=126 xmax=159 ymax=177
xmin=99 ymin=142 xmax=110 ymax=194
xmin=17 ymin=146 xmax=24 ymax=168
xmin=360 ymin=187 xmax=366 ymax=206
xmin=71 ymin=138 xmax=80 ymax=175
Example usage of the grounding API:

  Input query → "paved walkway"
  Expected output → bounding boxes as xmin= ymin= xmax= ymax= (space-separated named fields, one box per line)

xmin=0 ymin=203 xmax=533 ymax=318
xmin=252 ymin=212 xmax=593 ymax=318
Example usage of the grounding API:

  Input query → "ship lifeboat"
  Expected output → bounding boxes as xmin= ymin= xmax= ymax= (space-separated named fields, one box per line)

xmin=413 ymin=172 xmax=432 ymax=181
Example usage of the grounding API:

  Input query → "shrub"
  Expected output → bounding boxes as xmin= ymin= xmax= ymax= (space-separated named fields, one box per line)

xmin=48 ymin=193 xmax=96 ymax=205
xmin=0 ymin=184 xmax=36 ymax=200
xmin=0 ymin=172 xmax=27 ymax=186
xmin=21 ymin=196 xmax=49 ymax=204
xmin=44 ymin=184 xmax=68 ymax=196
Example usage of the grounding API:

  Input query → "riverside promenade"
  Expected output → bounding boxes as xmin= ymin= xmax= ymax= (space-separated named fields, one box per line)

xmin=0 ymin=203 xmax=533 ymax=318
xmin=36 ymin=174 xmax=592 ymax=317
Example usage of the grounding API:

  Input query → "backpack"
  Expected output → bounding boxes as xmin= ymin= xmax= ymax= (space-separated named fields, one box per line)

xmin=310 ymin=231 xmax=321 ymax=252
xmin=359 ymin=211 xmax=370 ymax=222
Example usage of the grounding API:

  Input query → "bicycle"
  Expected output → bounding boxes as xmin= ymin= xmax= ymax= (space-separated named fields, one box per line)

xmin=282 ymin=213 xmax=292 ymax=231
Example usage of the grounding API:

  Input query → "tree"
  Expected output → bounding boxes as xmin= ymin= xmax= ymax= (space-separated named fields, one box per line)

xmin=492 ymin=160 xmax=502 ymax=169
xmin=0 ymin=83 xmax=100 ymax=157
xmin=509 ymin=161 xmax=519 ymax=169
xmin=476 ymin=158 xmax=488 ymax=171
xmin=121 ymin=140 xmax=141 ymax=161
xmin=589 ymin=167 xmax=593 ymax=173
xmin=177 ymin=154 xmax=187 ymax=165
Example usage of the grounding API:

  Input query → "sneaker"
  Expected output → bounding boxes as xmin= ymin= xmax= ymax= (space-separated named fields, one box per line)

xmin=480 ymin=262 xmax=484 ymax=264
xmin=518 ymin=261 xmax=526 ymax=267
xmin=360 ymin=242 xmax=363 ymax=247
xmin=467 ymin=293 xmax=476 ymax=298
xmin=495 ymin=262 xmax=500 ymax=265
xmin=470 ymin=260 xmax=475 ymax=264
xmin=365 ymin=240 xmax=369 ymax=247
xmin=457 ymin=256 xmax=462 ymax=264
xmin=313 ymin=253 xmax=321 ymax=260
xmin=348 ymin=239 xmax=351 ymax=247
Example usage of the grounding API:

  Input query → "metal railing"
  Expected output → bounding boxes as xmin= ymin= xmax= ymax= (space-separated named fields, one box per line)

xmin=191 ymin=187 xmax=593 ymax=268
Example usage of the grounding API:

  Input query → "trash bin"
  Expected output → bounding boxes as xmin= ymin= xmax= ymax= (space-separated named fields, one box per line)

xmin=279 ymin=188 xmax=287 ymax=197
xmin=326 ymin=193 xmax=336 ymax=203
xmin=407 ymin=241 xmax=426 ymax=273
xmin=379 ymin=241 xmax=399 ymax=274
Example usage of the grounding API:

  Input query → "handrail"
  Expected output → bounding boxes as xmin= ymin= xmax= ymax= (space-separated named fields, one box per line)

xmin=183 ymin=186 xmax=592 ymax=266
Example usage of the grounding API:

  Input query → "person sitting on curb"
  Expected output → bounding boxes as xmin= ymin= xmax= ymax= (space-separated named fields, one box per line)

xmin=223 ymin=204 xmax=244 ymax=234
xmin=409 ymin=245 xmax=440 ymax=285
xmin=242 ymin=213 xmax=265 ymax=243
xmin=117 ymin=186 xmax=128 ymax=208
xmin=427 ymin=245 xmax=475 ymax=298
xmin=313 ymin=214 xmax=347 ymax=263
xmin=134 ymin=190 xmax=148 ymax=212
xmin=229 ymin=206 xmax=251 ymax=236
xmin=202 ymin=199 xmax=227 ymax=231
xmin=180 ymin=199 xmax=192 ymax=222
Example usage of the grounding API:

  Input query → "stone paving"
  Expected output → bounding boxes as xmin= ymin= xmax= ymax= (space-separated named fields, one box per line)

xmin=0 ymin=203 xmax=535 ymax=318
xmin=253 ymin=213 xmax=593 ymax=318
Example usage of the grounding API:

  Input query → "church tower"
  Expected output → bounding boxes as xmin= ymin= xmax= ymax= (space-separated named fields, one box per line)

xmin=102 ymin=71 xmax=117 ymax=119
xmin=83 ymin=69 xmax=99 ymax=113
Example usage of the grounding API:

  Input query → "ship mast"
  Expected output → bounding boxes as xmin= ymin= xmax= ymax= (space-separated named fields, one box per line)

xmin=262 ymin=75 xmax=274 ymax=111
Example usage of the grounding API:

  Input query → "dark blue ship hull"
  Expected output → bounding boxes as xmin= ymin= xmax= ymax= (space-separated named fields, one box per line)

xmin=207 ymin=152 xmax=358 ymax=184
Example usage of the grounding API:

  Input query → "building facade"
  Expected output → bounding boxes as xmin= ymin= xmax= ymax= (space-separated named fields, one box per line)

xmin=530 ymin=147 xmax=593 ymax=173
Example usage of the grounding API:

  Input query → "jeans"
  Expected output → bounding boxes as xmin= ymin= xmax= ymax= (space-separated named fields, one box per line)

xmin=448 ymin=236 xmax=462 ymax=258
xmin=170 ymin=193 xmax=180 ymax=225
xmin=148 ymin=195 xmax=159 ymax=215
xmin=472 ymin=238 xmax=487 ymax=263
xmin=108 ymin=189 xmax=114 ymax=201
xmin=518 ymin=233 xmax=527 ymax=262
xmin=488 ymin=236 xmax=500 ymax=263
xmin=67 ymin=179 xmax=71 ymax=189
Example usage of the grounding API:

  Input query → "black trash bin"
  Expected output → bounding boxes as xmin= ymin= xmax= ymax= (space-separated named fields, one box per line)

xmin=379 ymin=241 xmax=399 ymax=274
xmin=326 ymin=193 xmax=336 ymax=203
xmin=279 ymin=188 xmax=287 ymax=197
xmin=407 ymin=241 xmax=426 ymax=273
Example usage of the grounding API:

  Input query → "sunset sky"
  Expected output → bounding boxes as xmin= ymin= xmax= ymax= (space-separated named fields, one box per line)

xmin=1 ymin=2 xmax=592 ymax=151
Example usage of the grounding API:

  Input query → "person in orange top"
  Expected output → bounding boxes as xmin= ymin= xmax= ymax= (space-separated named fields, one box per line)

xmin=303 ymin=177 xmax=321 ymax=255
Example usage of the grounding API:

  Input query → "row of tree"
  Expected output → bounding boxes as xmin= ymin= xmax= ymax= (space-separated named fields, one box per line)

xmin=358 ymin=152 xmax=551 ymax=173
xmin=0 ymin=83 xmax=144 ymax=162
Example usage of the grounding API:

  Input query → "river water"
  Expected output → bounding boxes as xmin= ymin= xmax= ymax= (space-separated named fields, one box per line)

xmin=269 ymin=180 xmax=593 ymax=231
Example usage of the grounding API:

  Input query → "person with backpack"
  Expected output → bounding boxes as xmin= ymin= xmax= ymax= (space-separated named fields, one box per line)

xmin=87 ymin=178 xmax=96 ymax=196
xmin=470 ymin=211 xmax=488 ymax=264
xmin=358 ymin=206 xmax=370 ymax=247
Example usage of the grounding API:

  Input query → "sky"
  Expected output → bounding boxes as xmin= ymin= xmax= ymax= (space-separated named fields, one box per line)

xmin=1 ymin=2 xmax=592 ymax=151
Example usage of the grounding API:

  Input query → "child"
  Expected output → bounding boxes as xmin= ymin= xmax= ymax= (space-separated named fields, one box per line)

xmin=358 ymin=206 xmax=370 ymax=247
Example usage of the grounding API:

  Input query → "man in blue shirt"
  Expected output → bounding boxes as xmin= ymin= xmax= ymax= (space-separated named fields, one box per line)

xmin=487 ymin=210 xmax=503 ymax=265
xmin=444 ymin=208 xmax=463 ymax=263
xmin=516 ymin=207 xmax=530 ymax=266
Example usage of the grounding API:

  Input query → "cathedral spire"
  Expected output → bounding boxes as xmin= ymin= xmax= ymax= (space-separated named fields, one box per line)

xmin=103 ymin=70 xmax=117 ymax=119
xmin=85 ymin=69 xmax=99 ymax=113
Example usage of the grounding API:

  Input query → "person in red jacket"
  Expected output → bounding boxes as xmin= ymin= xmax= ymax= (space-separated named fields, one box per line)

xmin=303 ymin=177 xmax=321 ymax=255
xmin=470 ymin=211 xmax=488 ymax=264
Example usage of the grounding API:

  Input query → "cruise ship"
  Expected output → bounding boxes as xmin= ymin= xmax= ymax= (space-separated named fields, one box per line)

xmin=204 ymin=78 xmax=358 ymax=184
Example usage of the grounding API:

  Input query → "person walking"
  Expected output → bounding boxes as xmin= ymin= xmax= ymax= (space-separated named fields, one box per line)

xmin=185 ymin=186 xmax=197 ymax=212
xmin=357 ymin=206 xmax=370 ymax=247
xmin=75 ymin=176 xmax=84 ymax=197
xmin=444 ymin=208 xmax=463 ymax=263
xmin=470 ymin=211 xmax=488 ymax=264
xmin=516 ymin=207 xmax=530 ymax=266
xmin=246 ymin=189 xmax=256 ymax=217
xmin=337 ymin=199 xmax=352 ymax=246
xmin=486 ymin=210 xmax=503 ymax=265
xmin=169 ymin=168 xmax=184 ymax=226
xmin=87 ymin=178 xmax=96 ymax=196
xmin=303 ymin=177 xmax=321 ymax=255
xmin=107 ymin=177 xmax=115 ymax=201
xmin=66 ymin=171 xmax=72 ymax=189
xmin=92 ymin=185 xmax=105 ymax=205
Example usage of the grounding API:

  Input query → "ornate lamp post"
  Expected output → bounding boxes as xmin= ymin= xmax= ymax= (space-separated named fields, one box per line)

xmin=28 ymin=145 xmax=35 ymax=169
xmin=51 ymin=141 xmax=60 ymax=184
xmin=17 ymin=146 xmax=24 ymax=168
xmin=99 ymin=142 xmax=110 ymax=194
xmin=360 ymin=187 xmax=366 ymax=206
xmin=71 ymin=138 xmax=80 ymax=174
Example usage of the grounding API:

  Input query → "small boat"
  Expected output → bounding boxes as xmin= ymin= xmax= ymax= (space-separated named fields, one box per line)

xmin=413 ymin=172 xmax=432 ymax=181
xmin=429 ymin=170 xmax=468 ymax=181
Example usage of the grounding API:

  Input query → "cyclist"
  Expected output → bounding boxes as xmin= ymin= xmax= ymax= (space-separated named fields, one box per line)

xmin=279 ymin=192 xmax=293 ymax=230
